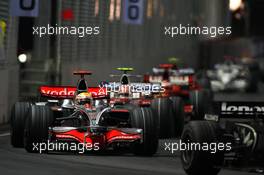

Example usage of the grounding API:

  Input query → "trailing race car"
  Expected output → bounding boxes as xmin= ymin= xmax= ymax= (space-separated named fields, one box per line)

xmin=144 ymin=59 xmax=212 ymax=138
xmin=106 ymin=67 xmax=163 ymax=106
xmin=205 ymin=59 xmax=259 ymax=92
xmin=180 ymin=101 xmax=264 ymax=175
xmin=105 ymin=67 xmax=183 ymax=139
xmin=10 ymin=71 xmax=158 ymax=156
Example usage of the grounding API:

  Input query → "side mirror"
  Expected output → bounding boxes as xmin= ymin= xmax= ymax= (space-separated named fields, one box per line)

xmin=61 ymin=99 xmax=75 ymax=109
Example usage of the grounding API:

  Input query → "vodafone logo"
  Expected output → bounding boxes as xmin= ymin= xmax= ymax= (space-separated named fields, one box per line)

xmin=40 ymin=87 xmax=76 ymax=97
xmin=40 ymin=86 xmax=107 ymax=98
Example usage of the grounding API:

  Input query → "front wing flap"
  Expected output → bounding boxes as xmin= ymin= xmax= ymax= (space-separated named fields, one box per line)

xmin=48 ymin=126 xmax=143 ymax=150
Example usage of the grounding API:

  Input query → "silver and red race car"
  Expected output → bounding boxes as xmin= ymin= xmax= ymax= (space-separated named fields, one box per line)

xmin=205 ymin=59 xmax=259 ymax=93
xmin=10 ymin=70 xmax=158 ymax=156
xmin=143 ymin=59 xmax=213 ymax=138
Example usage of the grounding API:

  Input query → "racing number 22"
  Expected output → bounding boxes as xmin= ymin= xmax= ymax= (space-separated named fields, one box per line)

xmin=20 ymin=0 xmax=35 ymax=10
xmin=128 ymin=0 xmax=140 ymax=20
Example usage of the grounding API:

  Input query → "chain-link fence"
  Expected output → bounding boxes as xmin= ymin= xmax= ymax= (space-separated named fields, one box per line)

xmin=0 ymin=0 xmax=19 ymax=124
xmin=59 ymin=0 xmax=203 ymax=85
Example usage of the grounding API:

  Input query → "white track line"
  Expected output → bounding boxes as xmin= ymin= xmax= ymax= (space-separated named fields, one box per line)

xmin=0 ymin=132 xmax=10 ymax=137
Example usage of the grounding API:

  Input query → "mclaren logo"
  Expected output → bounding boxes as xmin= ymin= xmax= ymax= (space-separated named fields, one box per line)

xmin=221 ymin=102 xmax=264 ymax=115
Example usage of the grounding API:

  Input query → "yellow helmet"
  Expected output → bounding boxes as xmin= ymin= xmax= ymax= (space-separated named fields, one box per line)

xmin=75 ymin=92 xmax=92 ymax=106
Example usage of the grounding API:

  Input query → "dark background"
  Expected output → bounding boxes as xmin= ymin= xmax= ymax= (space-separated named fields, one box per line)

xmin=1 ymin=0 xmax=264 ymax=131
xmin=1 ymin=1 xmax=264 ymax=174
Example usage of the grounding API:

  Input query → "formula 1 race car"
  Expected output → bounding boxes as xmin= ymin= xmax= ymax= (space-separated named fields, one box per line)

xmin=180 ymin=101 xmax=264 ymax=175
xmin=143 ymin=59 xmax=212 ymax=138
xmin=10 ymin=71 xmax=158 ymax=156
xmin=205 ymin=59 xmax=259 ymax=93
xmin=106 ymin=68 xmax=161 ymax=104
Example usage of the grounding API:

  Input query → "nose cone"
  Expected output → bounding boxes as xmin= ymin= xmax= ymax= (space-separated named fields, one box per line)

xmin=62 ymin=99 xmax=74 ymax=109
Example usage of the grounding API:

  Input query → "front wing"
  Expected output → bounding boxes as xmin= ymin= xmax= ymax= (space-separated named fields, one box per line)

xmin=48 ymin=126 xmax=143 ymax=151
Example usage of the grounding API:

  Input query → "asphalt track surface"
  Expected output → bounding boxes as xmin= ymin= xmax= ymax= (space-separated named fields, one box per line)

xmin=0 ymin=92 xmax=263 ymax=175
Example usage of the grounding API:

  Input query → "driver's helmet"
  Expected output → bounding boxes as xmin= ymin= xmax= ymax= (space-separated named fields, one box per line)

xmin=119 ymin=85 xmax=130 ymax=97
xmin=75 ymin=92 xmax=93 ymax=108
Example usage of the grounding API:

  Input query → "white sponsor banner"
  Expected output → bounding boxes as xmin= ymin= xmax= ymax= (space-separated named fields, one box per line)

xmin=123 ymin=0 xmax=144 ymax=25
xmin=10 ymin=0 xmax=39 ymax=17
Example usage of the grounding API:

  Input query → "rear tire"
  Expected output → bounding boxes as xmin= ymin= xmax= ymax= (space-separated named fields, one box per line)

xmin=24 ymin=105 xmax=54 ymax=153
xmin=181 ymin=121 xmax=224 ymax=175
xmin=170 ymin=97 xmax=185 ymax=137
xmin=10 ymin=102 xmax=31 ymax=147
xmin=189 ymin=90 xmax=213 ymax=120
xmin=151 ymin=98 xmax=174 ymax=138
xmin=131 ymin=106 xmax=158 ymax=156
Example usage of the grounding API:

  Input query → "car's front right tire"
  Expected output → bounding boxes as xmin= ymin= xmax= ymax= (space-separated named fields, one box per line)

xmin=130 ymin=106 xmax=158 ymax=156
xmin=151 ymin=98 xmax=174 ymax=138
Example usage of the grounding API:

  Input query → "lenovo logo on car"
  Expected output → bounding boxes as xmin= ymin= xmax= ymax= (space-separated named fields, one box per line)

xmin=221 ymin=102 xmax=264 ymax=115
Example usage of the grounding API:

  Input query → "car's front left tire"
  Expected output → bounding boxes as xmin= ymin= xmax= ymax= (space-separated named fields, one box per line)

xmin=151 ymin=98 xmax=174 ymax=138
xmin=10 ymin=102 xmax=31 ymax=148
xmin=24 ymin=105 xmax=54 ymax=153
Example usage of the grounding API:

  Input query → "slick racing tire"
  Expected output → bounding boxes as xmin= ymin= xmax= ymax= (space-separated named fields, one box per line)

xmin=181 ymin=121 xmax=224 ymax=175
xmin=24 ymin=105 xmax=54 ymax=153
xmin=131 ymin=106 xmax=158 ymax=156
xmin=170 ymin=97 xmax=185 ymax=137
xmin=189 ymin=89 xmax=213 ymax=120
xmin=10 ymin=102 xmax=31 ymax=148
xmin=151 ymin=98 xmax=174 ymax=139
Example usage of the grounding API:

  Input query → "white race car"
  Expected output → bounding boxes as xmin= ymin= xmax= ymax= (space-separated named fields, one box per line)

xmin=207 ymin=60 xmax=258 ymax=92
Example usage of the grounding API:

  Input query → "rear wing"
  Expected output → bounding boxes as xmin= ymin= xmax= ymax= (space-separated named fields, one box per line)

xmin=39 ymin=86 xmax=107 ymax=99
xmin=215 ymin=101 xmax=264 ymax=118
